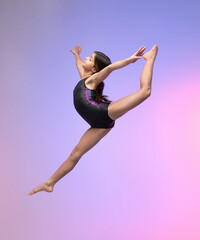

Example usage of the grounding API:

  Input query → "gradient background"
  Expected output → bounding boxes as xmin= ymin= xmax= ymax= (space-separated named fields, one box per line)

xmin=0 ymin=0 xmax=200 ymax=239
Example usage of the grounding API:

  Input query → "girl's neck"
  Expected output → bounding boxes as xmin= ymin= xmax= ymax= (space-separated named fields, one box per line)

xmin=82 ymin=71 xmax=93 ymax=79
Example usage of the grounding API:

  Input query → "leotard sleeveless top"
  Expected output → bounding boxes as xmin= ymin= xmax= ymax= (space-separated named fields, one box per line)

xmin=73 ymin=77 xmax=115 ymax=128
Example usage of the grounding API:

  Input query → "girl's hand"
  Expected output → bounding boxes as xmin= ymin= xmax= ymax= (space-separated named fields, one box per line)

xmin=129 ymin=46 xmax=147 ymax=63
xmin=70 ymin=45 xmax=82 ymax=55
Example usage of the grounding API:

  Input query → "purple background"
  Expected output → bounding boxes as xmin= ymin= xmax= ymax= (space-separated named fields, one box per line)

xmin=0 ymin=0 xmax=200 ymax=239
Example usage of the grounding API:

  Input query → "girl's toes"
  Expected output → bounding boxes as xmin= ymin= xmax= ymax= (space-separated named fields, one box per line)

xmin=28 ymin=190 xmax=35 ymax=195
xmin=48 ymin=186 xmax=53 ymax=192
xmin=28 ymin=182 xmax=54 ymax=196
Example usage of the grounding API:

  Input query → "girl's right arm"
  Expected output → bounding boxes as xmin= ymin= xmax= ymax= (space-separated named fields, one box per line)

xmin=70 ymin=45 xmax=84 ymax=78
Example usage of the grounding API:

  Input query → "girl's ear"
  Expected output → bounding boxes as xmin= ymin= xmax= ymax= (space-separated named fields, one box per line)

xmin=92 ymin=66 xmax=97 ymax=73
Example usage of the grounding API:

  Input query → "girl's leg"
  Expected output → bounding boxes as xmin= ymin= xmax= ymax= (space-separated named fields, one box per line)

xmin=28 ymin=127 xmax=112 ymax=195
xmin=108 ymin=45 xmax=158 ymax=121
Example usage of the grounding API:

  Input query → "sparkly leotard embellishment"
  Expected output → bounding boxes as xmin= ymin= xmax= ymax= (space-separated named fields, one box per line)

xmin=85 ymin=88 xmax=107 ymax=106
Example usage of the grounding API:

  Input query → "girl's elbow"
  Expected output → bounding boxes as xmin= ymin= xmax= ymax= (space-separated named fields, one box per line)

xmin=108 ymin=64 xmax=114 ymax=73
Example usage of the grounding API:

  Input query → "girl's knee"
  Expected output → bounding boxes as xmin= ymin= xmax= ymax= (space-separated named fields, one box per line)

xmin=70 ymin=146 xmax=83 ymax=162
xmin=141 ymin=87 xmax=151 ymax=98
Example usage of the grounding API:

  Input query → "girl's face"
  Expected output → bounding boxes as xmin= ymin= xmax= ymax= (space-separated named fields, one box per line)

xmin=82 ymin=52 xmax=97 ymax=73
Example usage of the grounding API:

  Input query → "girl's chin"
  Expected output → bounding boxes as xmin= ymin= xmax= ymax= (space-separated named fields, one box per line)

xmin=82 ymin=63 xmax=88 ymax=70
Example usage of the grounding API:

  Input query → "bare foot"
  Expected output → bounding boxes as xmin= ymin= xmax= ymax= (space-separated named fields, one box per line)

xmin=143 ymin=44 xmax=158 ymax=61
xmin=28 ymin=180 xmax=54 ymax=196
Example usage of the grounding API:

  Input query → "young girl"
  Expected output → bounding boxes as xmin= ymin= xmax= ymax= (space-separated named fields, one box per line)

xmin=28 ymin=44 xmax=158 ymax=195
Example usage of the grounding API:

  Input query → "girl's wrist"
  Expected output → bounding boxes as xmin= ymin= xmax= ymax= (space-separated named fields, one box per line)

xmin=126 ymin=57 xmax=133 ymax=64
xmin=127 ymin=56 xmax=138 ymax=64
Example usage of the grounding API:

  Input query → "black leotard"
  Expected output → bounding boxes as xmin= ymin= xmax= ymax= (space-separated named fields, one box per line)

xmin=73 ymin=77 xmax=115 ymax=128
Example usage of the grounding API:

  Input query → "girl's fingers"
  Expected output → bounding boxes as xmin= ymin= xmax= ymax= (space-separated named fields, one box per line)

xmin=74 ymin=45 xmax=82 ymax=50
xmin=136 ymin=46 xmax=145 ymax=54
xmin=140 ymin=47 xmax=146 ymax=54
xmin=137 ymin=47 xmax=143 ymax=52
xmin=140 ymin=46 xmax=146 ymax=51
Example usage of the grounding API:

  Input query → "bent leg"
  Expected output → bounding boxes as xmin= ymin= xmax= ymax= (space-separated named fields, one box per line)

xmin=108 ymin=44 xmax=158 ymax=120
xmin=108 ymin=88 xmax=150 ymax=120
xmin=28 ymin=127 xmax=112 ymax=195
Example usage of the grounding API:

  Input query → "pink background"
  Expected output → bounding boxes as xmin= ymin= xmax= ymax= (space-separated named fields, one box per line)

xmin=0 ymin=0 xmax=200 ymax=239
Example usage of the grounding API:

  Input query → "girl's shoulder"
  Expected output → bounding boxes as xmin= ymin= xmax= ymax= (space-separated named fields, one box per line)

xmin=84 ymin=75 xmax=97 ymax=90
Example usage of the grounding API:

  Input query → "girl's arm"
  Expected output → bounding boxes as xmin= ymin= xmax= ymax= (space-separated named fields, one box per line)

xmin=92 ymin=46 xmax=147 ymax=86
xmin=70 ymin=45 xmax=84 ymax=78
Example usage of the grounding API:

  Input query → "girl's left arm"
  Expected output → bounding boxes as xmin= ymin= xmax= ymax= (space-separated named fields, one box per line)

xmin=92 ymin=46 xmax=146 ymax=85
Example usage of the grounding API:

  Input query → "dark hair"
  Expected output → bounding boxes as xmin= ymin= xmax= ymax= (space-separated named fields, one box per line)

xmin=93 ymin=51 xmax=112 ymax=104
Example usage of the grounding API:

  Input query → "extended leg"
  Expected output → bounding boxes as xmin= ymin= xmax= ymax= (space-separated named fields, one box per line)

xmin=108 ymin=45 xmax=158 ymax=121
xmin=28 ymin=127 xmax=112 ymax=195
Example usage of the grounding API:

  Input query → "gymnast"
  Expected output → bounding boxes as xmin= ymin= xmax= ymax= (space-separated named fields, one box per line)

xmin=28 ymin=44 xmax=158 ymax=195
